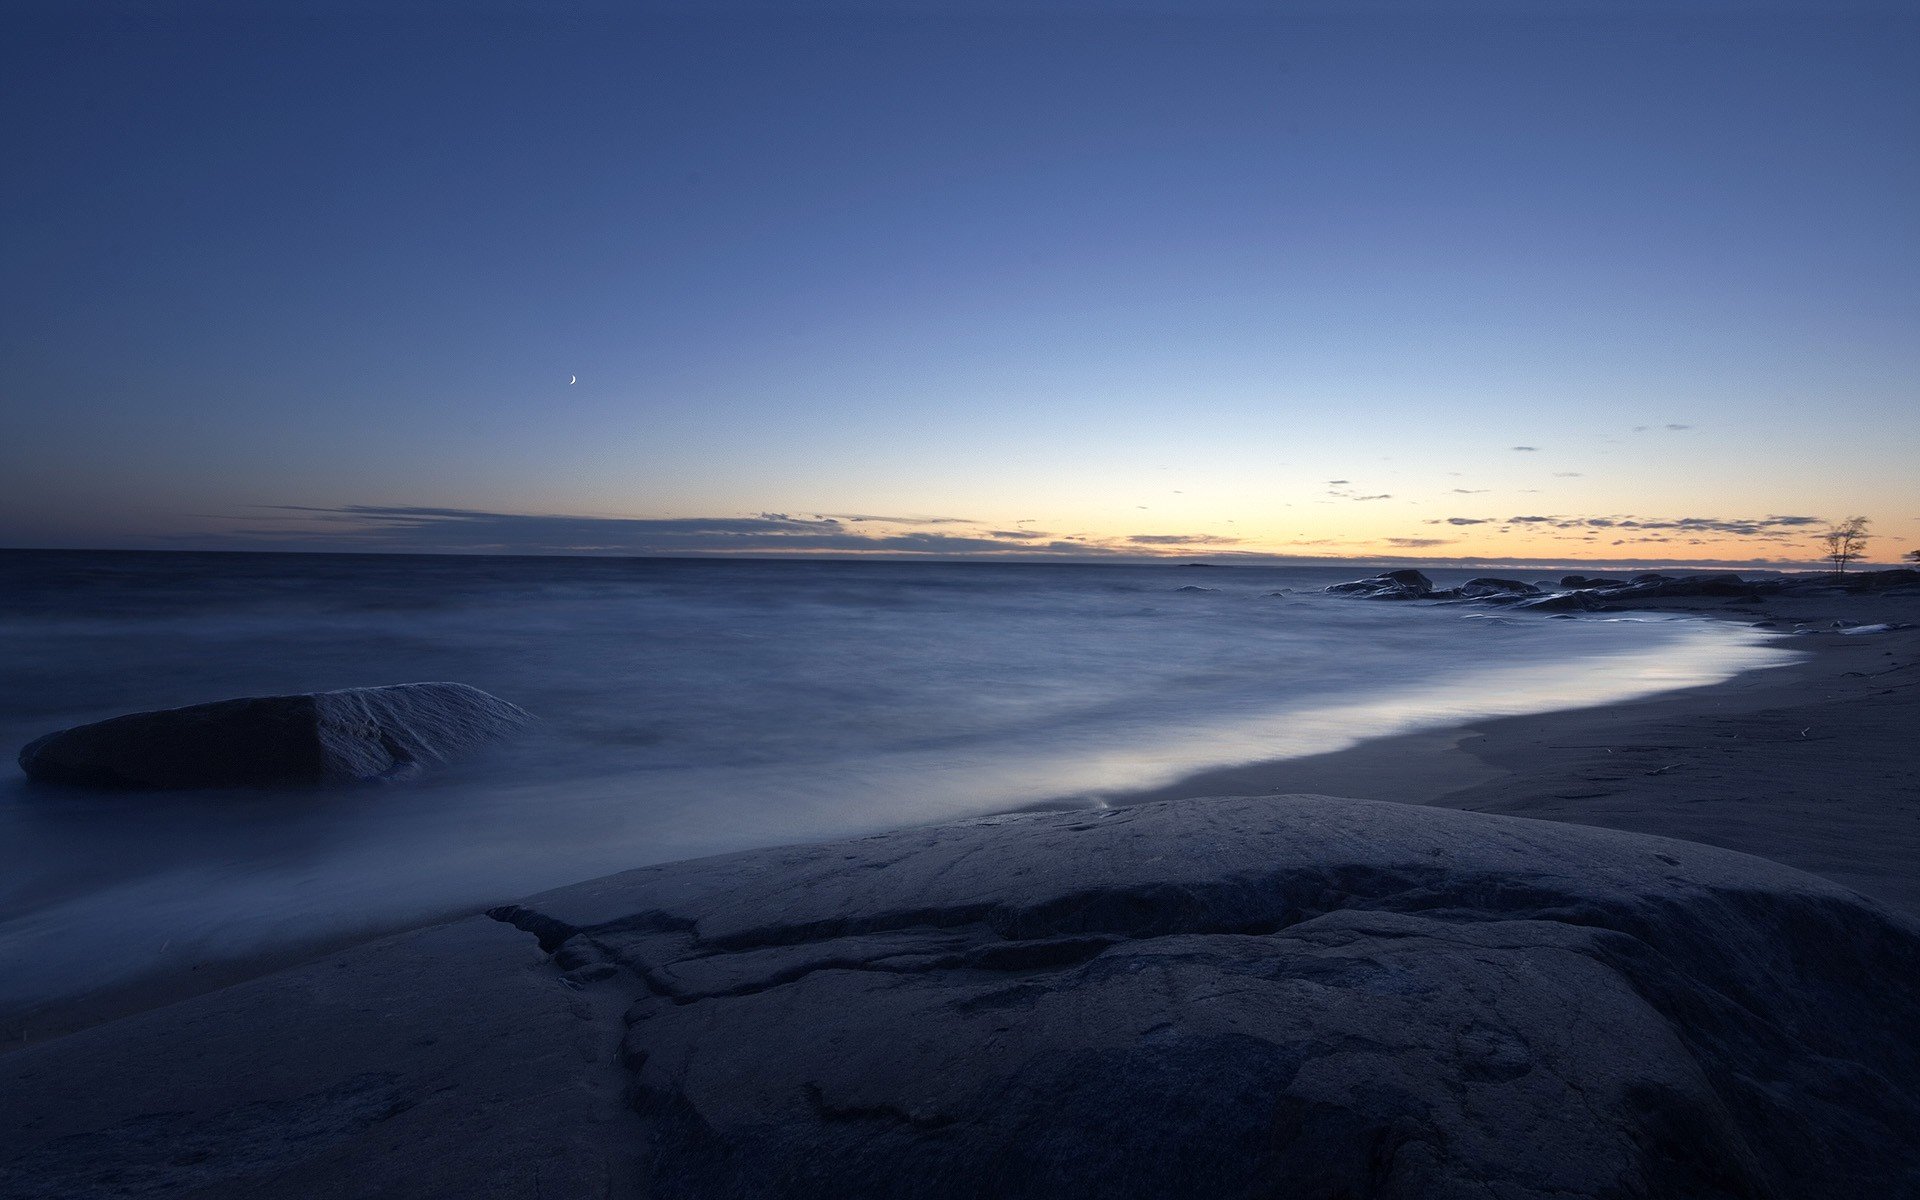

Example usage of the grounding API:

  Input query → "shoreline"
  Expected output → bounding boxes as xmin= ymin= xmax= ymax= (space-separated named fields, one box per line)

xmin=1077 ymin=586 xmax=1919 ymax=913
xmin=6 ymin=581 xmax=1915 ymax=1052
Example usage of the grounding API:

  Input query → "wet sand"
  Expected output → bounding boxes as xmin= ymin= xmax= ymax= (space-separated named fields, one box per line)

xmin=1091 ymin=588 xmax=1920 ymax=914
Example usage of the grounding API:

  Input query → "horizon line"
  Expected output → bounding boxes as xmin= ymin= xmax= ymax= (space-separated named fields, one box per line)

xmin=2 ymin=544 xmax=1906 ymax=574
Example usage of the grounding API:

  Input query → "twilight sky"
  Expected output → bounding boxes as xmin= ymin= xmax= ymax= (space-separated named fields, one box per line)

xmin=3 ymin=1 xmax=1915 ymax=566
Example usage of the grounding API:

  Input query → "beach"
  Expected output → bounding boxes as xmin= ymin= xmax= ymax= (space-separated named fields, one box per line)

xmin=12 ymin=4 xmax=1915 ymax=1193
xmin=1105 ymin=586 xmax=1920 ymax=915
xmin=3 ymin=571 xmax=1917 ymax=1197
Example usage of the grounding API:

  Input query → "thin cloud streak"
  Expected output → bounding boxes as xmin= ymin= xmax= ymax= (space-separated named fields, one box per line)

xmin=1419 ymin=511 xmax=1831 ymax=549
xmin=229 ymin=505 xmax=1238 ymax=558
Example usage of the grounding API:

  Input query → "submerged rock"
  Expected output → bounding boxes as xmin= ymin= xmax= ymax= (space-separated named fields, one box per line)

xmin=17 ymin=683 xmax=530 ymax=789
xmin=495 ymin=793 xmax=1920 ymax=1200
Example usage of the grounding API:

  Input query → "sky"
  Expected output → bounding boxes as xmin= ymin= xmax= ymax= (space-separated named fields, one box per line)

xmin=2 ymin=0 xmax=1915 ymax=566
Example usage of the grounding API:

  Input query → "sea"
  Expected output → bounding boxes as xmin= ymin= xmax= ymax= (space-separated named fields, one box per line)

xmin=0 ymin=550 xmax=1792 ymax=1032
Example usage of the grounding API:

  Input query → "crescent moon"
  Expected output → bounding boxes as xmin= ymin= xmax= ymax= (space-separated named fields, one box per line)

xmin=569 ymin=375 xmax=577 ymax=385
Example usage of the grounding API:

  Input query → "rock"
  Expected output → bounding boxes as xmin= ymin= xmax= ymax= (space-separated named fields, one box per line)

xmin=1577 ymin=573 xmax=1754 ymax=602
xmin=1514 ymin=590 xmax=1603 ymax=612
xmin=492 ymin=794 xmax=1920 ymax=1200
xmin=1833 ymin=568 xmax=1920 ymax=592
xmin=1458 ymin=577 xmax=1541 ymax=599
xmin=1559 ymin=574 xmax=1629 ymax=589
xmin=1325 ymin=569 xmax=1434 ymax=601
xmin=17 ymin=683 xmax=531 ymax=789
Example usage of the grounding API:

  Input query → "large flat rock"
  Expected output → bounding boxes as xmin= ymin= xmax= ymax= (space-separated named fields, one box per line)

xmin=3 ymin=794 xmax=1917 ymax=1199
xmin=500 ymin=793 xmax=1920 ymax=1199
xmin=0 ymin=915 xmax=638 ymax=1199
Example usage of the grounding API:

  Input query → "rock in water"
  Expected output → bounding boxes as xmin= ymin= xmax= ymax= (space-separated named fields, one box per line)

xmin=1457 ymin=576 xmax=1540 ymax=599
xmin=17 ymin=683 xmax=530 ymax=788
xmin=1325 ymin=569 xmax=1434 ymax=600
xmin=493 ymin=794 xmax=1920 ymax=1200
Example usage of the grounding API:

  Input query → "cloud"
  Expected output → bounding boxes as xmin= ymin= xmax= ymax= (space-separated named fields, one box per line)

xmin=821 ymin=512 xmax=974 ymax=525
xmin=1511 ymin=446 xmax=1539 ymax=452
xmin=217 ymin=505 xmax=1254 ymax=559
xmin=1424 ymin=512 xmax=1829 ymax=542
xmin=229 ymin=505 xmax=1080 ymax=557
xmin=1128 ymin=534 xmax=1241 ymax=546
xmin=1324 ymin=480 xmax=1390 ymax=502
xmin=1385 ymin=537 xmax=1451 ymax=548
xmin=1553 ymin=472 xmax=1583 ymax=478
xmin=1450 ymin=488 xmax=1488 ymax=494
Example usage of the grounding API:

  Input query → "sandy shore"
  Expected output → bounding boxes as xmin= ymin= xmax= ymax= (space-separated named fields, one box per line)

xmin=1083 ymin=586 xmax=1920 ymax=914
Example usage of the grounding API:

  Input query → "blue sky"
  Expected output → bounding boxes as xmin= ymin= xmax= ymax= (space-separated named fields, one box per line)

xmin=3 ymin=1 xmax=1915 ymax=563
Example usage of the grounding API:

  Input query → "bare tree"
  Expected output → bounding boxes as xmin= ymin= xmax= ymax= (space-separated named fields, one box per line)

xmin=1821 ymin=516 xmax=1870 ymax=577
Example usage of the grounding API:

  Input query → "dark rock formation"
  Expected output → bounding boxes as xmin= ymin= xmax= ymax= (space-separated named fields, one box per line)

xmin=1559 ymin=573 xmax=1628 ymax=589
xmin=1826 ymin=567 xmax=1920 ymax=593
xmin=17 ymin=683 xmax=530 ymax=789
xmin=492 ymin=794 xmax=1920 ymax=1200
xmin=1610 ymin=573 xmax=1753 ymax=599
xmin=1458 ymin=577 xmax=1541 ymax=599
xmin=1325 ymin=569 xmax=1434 ymax=601
xmin=1332 ymin=567 xmax=1920 ymax=615
xmin=1514 ymin=590 xmax=1604 ymax=612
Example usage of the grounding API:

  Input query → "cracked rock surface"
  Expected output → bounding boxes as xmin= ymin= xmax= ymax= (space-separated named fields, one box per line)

xmin=495 ymin=793 xmax=1920 ymax=1200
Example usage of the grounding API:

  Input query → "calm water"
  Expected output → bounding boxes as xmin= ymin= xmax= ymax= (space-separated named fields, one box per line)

xmin=0 ymin=551 xmax=1789 ymax=1022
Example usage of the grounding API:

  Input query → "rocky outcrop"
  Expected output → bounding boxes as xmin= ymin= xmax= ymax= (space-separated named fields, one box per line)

xmin=1329 ymin=567 xmax=1920 ymax=613
xmin=493 ymin=794 xmax=1920 ymax=1200
xmin=1457 ymin=577 xmax=1541 ymax=600
xmin=1559 ymin=573 xmax=1629 ymax=589
xmin=1513 ymin=589 xmax=1604 ymax=612
xmin=1325 ymin=569 xmax=1435 ymax=600
xmin=17 ymin=683 xmax=530 ymax=789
